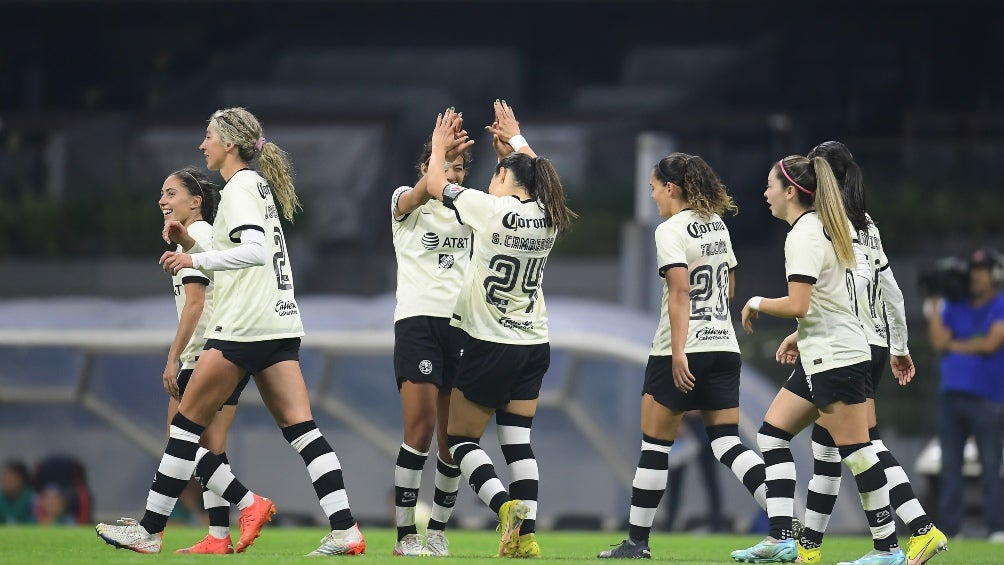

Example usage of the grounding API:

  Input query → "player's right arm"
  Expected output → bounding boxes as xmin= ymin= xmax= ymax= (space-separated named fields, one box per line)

xmin=164 ymin=280 xmax=205 ymax=397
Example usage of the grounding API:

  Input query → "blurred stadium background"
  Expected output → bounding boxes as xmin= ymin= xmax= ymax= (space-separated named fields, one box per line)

xmin=0 ymin=0 xmax=1000 ymax=535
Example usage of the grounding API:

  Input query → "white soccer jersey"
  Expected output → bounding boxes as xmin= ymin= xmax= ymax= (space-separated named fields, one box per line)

xmin=850 ymin=214 xmax=892 ymax=348
xmin=447 ymin=188 xmax=555 ymax=344
xmin=650 ymin=210 xmax=740 ymax=355
xmin=391 ymin=186 xmax=472 ymax=321
xmin=172 ymin=220 xmax=214 ymax=368
xmin=204 ymin=169 xmax=304 ymax=342
xmin=784 ymin=211 xmax=870 ymax=373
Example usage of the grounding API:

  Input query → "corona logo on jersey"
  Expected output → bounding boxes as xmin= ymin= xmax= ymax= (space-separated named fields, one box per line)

xmin=501 ymin=212 xmax=552 ymax=231
xmin=686 ymin=219 xmax=727 ymax=239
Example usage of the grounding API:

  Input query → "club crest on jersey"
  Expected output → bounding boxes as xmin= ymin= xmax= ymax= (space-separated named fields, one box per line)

xmin=421 ymin=232 xmax=440 ymax=250
xmin=438 ymin=253 xmax=455 ymax=269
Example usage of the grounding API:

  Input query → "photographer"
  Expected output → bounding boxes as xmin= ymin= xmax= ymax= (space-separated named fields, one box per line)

xmin=926 ymin=246 xmax=1004 ymax=541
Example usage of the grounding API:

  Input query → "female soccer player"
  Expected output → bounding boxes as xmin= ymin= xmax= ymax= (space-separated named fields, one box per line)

xmin=783 ymin=142 xmax=946 ymax=565
xmin=424 ymin=102 xmax=576 ymax=558
xmin=597 ymin=153 xmax=768 ymax=559
xmin=158 ymin=166 xmax=251 ymax=554
xmin=97 ymin=107 xmax=365 ymax=556
xmin=388 ymin=130 xmax=475 ymax=556
xmin=730 ymin=156 xmax=902 ymax=565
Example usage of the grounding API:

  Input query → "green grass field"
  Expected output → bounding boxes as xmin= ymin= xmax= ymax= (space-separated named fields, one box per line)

xmin=0 ymin=526 xmax=997 ymax=564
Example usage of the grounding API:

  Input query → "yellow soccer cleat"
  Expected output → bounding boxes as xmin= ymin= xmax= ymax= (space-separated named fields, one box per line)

xmin=906 ymin=526 xmax=948 ymax=565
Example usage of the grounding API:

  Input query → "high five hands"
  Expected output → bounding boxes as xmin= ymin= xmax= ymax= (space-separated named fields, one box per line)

xmin=432 ymin=108 xmax=475 ymax=159
xmin=486 ymin=99 xmax=520 ymax=158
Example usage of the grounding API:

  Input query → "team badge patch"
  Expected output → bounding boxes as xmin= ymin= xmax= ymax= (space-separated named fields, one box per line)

xmin=419 ymin=360 xmax=433 ymax=375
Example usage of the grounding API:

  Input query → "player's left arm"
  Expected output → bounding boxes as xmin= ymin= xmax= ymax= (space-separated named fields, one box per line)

xmin=667 ymin=266 xmax=695 ymax=392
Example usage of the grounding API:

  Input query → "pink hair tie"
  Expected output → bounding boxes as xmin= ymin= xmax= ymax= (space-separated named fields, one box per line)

xmin=254 ymin=137 xmax=266 ymax=151
xmin=778 ymin=159 xmax=814 ymax=196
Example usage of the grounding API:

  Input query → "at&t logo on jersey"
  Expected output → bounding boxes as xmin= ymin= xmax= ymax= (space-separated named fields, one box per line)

xmin=438 ymin=254 xmax=455 ymax=269
xmin=421 ymin=232 xmax=440 ymax=250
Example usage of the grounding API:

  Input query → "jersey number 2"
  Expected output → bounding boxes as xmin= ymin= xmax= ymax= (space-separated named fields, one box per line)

xmin=484 ymin=254 xmax=546 ymax=314
xmin=272 ymin=226 xmax=292 ymax=290
xmin=689 ymin=263 xmax=730 ymax=321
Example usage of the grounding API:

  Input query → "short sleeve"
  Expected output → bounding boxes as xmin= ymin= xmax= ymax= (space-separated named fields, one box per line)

xmin=221 ymin=185 xmax=264 ymax=243
xmin=391 ymin=186 xmax=411 ymax=221
xmin=784 ymin=223 xmax=822 ymax=284
xmin=655 ymin=221 xmax=687 ymax=278
xmin=448 ymin=188 xmax=495 ymax=233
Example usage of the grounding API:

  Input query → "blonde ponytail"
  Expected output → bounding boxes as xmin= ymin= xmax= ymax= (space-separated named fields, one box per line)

xmin=811 ymin=157 xmax=854 ymax=268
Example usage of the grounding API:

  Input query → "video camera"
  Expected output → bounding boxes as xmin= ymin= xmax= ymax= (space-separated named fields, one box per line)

xmin=918 ymin=256 xmax=970 ymax=302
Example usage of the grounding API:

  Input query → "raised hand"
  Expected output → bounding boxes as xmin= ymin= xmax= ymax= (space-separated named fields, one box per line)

xmin=486 ymin=99 xmax=521 ymax=143
xmin=491 ymin=127 xmax=514 ymax=159
xmin=431 ymin=108 xmax=464 ymax=153
xmin=163 ymin=220 xmax=194 ymax=250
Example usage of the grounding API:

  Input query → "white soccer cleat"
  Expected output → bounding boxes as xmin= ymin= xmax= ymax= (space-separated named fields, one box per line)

xmin=393 ymin=533 xmax=431 ymax=556
xmin=95 ymin=517 xmax=163 ymax=554
xmin=307 ymin=523 xmax=366 ymax=556
xmin=424 ymin=529 xmax=450 ymax=557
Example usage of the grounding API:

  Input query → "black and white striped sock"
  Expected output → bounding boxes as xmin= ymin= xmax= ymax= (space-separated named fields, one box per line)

xmin=194 ymin=447 xmax=253 ymax=510
xmin=497 ymin=412 xmax=538 ymax=534
xmin=870 ymin=428 xmax=932 ymax=537
xmin=758 ymin=422 xmax=796 ymax=541
xmin=203 ymin=451 xmax=231 ymax=538
xmin=627 ymin=434 xmax=673 ymax=542
xmin=707 ymin=424 xmax=767 ymax=510
xmin=140 ymin=413 xmax=205 ymax=534
xmin=802 ymin=424 xmax=841 ymax=549
xmin=393 ymin=443 xmax=427 ymax=540
xmin=840 ymin=442 xmax=898 ymax=552
xmin=282 ymin=420 xmax=354 ymax=531
xmin=427 ymin=455 xmax=460 ymax=531
xmin=448 ymin=435 xmax=508 ymax=514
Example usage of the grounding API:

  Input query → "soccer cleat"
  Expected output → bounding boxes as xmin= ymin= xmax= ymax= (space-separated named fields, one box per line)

xmin=235 ymin=493 xmax=276 ymax=553
xmin=424 ymin=529 xmax=450 ymax=557
xmin=907 ymin=526 xmax=948 ymax=565
xmin=598 ymin=538 xmax=651 ymax=559
xmin=496 ymin=499 xmax=530 ymax=557
xmin=515 ymin=532 xmax=541 ymax=558
xmin=796 ymin=541 xmax=821 ymax=563
xmin=392 ymin=533 xmax=430 ymax=556
xmin=307 ymin=523 xmax=366 ymax=556
xmin=95 ymin=517 xmax=163 ymax=554
xmin=175 ymin=533 xmax=234 ymax=554
xmin=836 ymin=548 xmax=906 ymax=565
xmin=731 ymin=537 xmax=797 ymax=563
